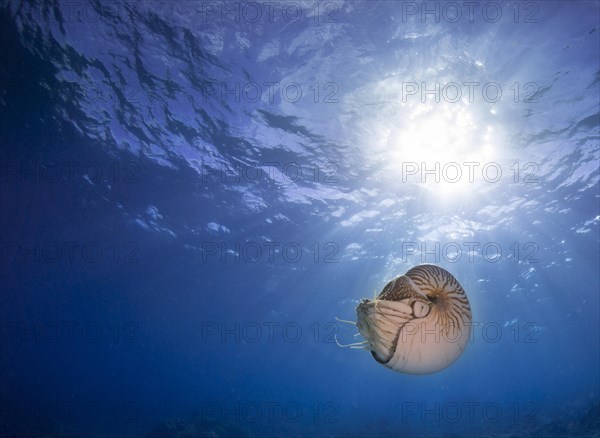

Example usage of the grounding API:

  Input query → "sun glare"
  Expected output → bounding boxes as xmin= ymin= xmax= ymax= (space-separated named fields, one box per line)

xmin=386 ymin=102 xmax=497 ymax=198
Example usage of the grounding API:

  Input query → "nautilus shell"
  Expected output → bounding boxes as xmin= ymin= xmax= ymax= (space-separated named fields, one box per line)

xmin=355 ymin=264 xmax=472 ymax=374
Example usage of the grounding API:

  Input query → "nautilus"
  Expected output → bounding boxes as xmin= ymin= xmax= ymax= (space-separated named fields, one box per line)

xmin=338 ymin=264 xmax=472 ymax=374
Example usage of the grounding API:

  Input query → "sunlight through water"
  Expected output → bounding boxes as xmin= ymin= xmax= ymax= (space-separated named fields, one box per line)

xmin=380 ymin=100 xmax=502 ymax=200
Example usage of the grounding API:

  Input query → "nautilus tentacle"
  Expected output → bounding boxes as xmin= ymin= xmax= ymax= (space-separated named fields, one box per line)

xmin=355 ymin=264 xmax=472 ymax=374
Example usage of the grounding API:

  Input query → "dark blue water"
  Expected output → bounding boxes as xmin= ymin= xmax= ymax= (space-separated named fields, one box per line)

xmin=1 ymin=1 xmax=599 ymax=437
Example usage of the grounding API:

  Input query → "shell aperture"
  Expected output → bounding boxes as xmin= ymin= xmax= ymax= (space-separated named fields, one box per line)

xmin=355 ymin=264 xmax=472 ymax=374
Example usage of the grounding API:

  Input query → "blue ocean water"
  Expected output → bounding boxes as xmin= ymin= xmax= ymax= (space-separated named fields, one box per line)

xmin=0 ymin=0 xmax=599 ymax=437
